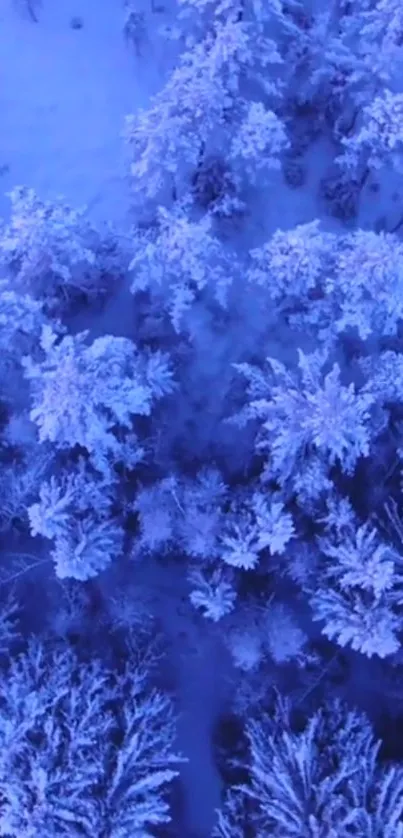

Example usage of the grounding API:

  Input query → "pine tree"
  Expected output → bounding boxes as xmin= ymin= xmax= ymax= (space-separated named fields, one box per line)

xmin=0 ymin=640 xmax=182 ymax=836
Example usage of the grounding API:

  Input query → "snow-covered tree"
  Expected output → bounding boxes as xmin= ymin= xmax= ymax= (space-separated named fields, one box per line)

xmin=135 ymin=468 xmax=227 ymax=560
xmin=0 ymin=280 xmax=60 ymax=405
xmin=225 ymin=622 xmax=264 ymax=671
xmin=124 ymin=27 xmax=238 ymax=203
xmin=247 ymin=220 xmax=335 ymax=311
xmin=124 ymin=16 xmax=283 ymax=203
xmin=232 ymin=349 xmax=375 ymax=489
xmin=0 ymin=446 xmax=53 ymax=534
xmin=0 ymin=639 xmax=182 ymax=836
xmin=311 ymin=587 xmax=401 ymax=659
xmin=50 ymin=517 xmax=124 ymax=581
xmin=28 ymin=464 xmax=116 ymax=542
xmin=0 ymin=282 xmax=50 ymax=362
xmin=213 ymin=791 xmax=248 ymax=838
xmin=277 ymin=228 xmax=403 ymax=345
xmin=0 ymin=596 xmax=20 ymax=656
xmin=311 ymin=522 xmax=403 ymax=658
xmin=174 ymin=0 xmax=287 ymax=105
xmin=28 ymin=473 xmax=86 ymax=541
xmin=27 ymin=464 xmax=123 ymax=580
xmin=341 ymin=0 xmax=403 ymax=100
xmin=262 ymin=601 xmax=308 ymax=666
xmin=130 ymin=205 xmax=236 ymax=331
xmin=299 ymin=0 xmax=403 ymax=136
xmin=327 ymin=229 xmax=403 ymax=340
xmin=220 ymin=492 xmax=295 ymax=570
xmin=338 ymin=89 xmax=403 ymax=179
xmin=361 ymin=350 xmax=403 ymax=407
xmin=189 ymin=567 xmax=237 ymax=620
xmin=177 ymin=0 xmax=304 ymax=61
xmin=123 ymin=2 xmax=147 ymax=55
xmin=229 ymin=101 xmax=289 ymax=185
xmin=291 ymin=454 xmax=334 ymax=512
xmin=22 ymin=326 xmax=174 ymax=475
xmin=0 ymin=187 xmax=120 ymax=313
xmin=221 ymin=699 xmax=403 ymax=836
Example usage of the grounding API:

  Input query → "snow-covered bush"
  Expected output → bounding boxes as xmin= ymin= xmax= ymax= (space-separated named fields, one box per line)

xmin=23 ymin=326 xmax=174 ymax=475
xmin=232 ymin=349 xmax=375 ymax=490
xmin=0 ymin=187 xmax=119 ymax=313
xmin=222 ymin=699 xmax=403 ymax=836
xmin=311 ymin=522 xmax=403 ymax=658
xmin=130 ymin=205 xmax=236 ymax=331
xmin=0 ymin=639 xmax=182 ymax=836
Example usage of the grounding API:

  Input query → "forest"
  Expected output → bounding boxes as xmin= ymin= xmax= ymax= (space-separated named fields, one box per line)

xmin=1 ymin=0 xmax=403 ymax=835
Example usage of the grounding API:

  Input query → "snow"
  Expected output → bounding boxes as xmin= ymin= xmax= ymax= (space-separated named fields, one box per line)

xmin=170 ymin=609 xmax=230 ymax=836
xmin=99 ymin=555 xmax=233 ymax=836
xmin=0 ymin=0 xmax=168 ymax=227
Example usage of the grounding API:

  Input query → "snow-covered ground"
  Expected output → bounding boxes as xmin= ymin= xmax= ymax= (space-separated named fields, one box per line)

xmin=0 ymin=0 xmax=169 ymax=226
xmin=98 ymin=554 xmax=234 ymax=837
xmin=144 ymin=560 xmax=233 ymax=837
